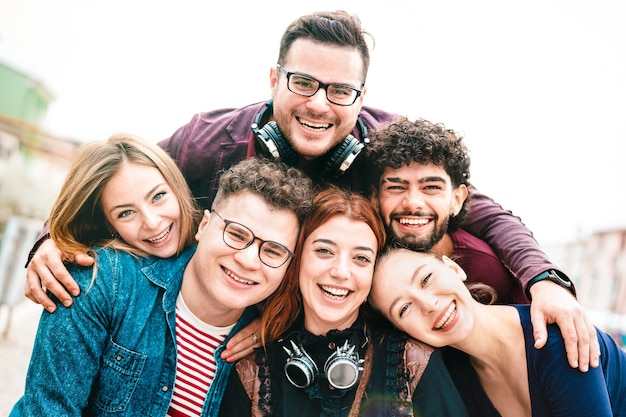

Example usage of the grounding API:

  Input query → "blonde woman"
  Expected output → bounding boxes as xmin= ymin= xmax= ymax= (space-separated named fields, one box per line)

xmin=49 ymin=133 xmax=199 ymax=260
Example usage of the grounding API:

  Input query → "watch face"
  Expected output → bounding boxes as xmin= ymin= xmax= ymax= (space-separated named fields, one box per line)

xmin=549 ymin=271 xmax=572 ymax=288
xmin=527 ymin=270 xmax=575 ymax=299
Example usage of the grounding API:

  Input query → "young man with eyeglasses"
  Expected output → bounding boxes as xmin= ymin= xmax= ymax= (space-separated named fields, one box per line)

xmin=26 ymin=10 xmax=599 ymax=371
xmin=10 ymin=158 xmax=314 ymax=417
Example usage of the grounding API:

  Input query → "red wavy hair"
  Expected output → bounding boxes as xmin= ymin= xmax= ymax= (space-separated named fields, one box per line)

xmin=260 ymin=186 xmax=386 ymax=345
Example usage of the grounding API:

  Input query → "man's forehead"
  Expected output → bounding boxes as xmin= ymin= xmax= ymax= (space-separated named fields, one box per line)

xmin=216 ymin=196 xmax=298 ymax=244
xmin=381 ymin=163 xmax=451 ymax=182
xmin=219 ymin=192 xmax=296 ymax=222
xmin=283 ymin=38 xmax=365 ymax=85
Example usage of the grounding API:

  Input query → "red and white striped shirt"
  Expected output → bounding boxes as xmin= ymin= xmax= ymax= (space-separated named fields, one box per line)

xmin=167 ymin=295 xmax=234 ymax=417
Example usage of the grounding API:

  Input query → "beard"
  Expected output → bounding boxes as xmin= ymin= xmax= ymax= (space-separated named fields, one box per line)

xmin=386 ymin=214 xmax=450 ymax=251
xmin=271 ymin=102 xmax=351 ymax=159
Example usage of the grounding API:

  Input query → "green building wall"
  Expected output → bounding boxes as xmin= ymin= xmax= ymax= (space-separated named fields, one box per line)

xmin=0 ymin=61 xmax=53 ymax=125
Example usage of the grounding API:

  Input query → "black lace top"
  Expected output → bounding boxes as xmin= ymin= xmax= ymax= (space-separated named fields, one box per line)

xmin=219 ymin=313 xmax=468 ymax=417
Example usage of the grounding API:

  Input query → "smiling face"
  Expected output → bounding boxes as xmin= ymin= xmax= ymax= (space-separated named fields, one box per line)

xmin=371 ymin=249 xmax=475 ymax=348
xmin=375 ymin=162 xmax=467 ymax=252
xmin=183 ymin=191 xmax=299 ymax=326
xmin=270 ymin=38 xmax=366 ymax=163
xmin=101 ymin=161 xmax=182 ymax=258
xmin=299 ymin=215 xmax=378 ymax=335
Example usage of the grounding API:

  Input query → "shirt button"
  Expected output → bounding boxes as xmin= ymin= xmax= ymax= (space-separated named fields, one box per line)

xmin=162 ymin=386 xmax=169 ymax=392
xmin=116 ymin=355 xmax=122 ymax=361
xmin=328 ymin=342 xmax=336 ymax=350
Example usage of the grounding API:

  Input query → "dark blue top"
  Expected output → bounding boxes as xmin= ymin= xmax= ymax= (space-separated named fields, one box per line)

xmin=443 ymin=304 xmax=626 ymax=416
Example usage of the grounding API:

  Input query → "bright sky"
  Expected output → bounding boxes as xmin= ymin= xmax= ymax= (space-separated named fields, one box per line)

xmin=1 ymin=0 xmax=625 ymax=248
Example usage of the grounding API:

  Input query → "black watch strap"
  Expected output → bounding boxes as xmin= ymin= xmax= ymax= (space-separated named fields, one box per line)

xmin=525 ymin=269 xmax=575 ymax=300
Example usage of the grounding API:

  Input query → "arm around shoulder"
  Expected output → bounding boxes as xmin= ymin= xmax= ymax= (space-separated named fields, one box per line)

xmin=462 ymin=186 xmax=560 ymax=287
xmin=529 ymin=326 xmax=614 ymax=416
xmin=24 ymin=236 xmax=90 ymax=311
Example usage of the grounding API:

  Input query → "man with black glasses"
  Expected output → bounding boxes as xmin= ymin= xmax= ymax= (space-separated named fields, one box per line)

xmin=26 ymin=10 xmax=599 ymax=371
xmin=11 ymin=158 xmax=314 ymax=417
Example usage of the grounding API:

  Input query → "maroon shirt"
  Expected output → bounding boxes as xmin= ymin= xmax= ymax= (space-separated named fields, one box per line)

xmin=159 ymin=101 xmax=567 ymax=290
xmin=451 ymin=229 xmax=529 ymax=304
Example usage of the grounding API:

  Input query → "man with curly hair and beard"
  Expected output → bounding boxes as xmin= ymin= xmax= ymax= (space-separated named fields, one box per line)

xmin=366 ymin=116 xmax=528 ymax=304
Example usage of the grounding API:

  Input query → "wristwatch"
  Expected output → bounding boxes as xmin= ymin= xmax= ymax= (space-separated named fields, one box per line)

xmin=525 ymin=269 xmax=575 ymax=300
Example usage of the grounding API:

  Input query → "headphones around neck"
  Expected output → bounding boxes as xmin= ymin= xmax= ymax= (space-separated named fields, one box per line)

xmin=282 ymin=339 xmax=365 ymax=390
xmin=251 ymin=100 xmax=370 ymax=179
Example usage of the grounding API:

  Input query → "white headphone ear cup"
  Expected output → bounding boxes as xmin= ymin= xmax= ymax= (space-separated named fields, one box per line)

xmin=283 ymin=338 xmax=363 ymax=390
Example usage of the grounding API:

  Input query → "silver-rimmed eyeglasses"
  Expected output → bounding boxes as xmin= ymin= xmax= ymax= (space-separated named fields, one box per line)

xmin=277 ymin=64 xmax=362 ymax=106
xmin=213 ymin=211 xmax=294 ymax=268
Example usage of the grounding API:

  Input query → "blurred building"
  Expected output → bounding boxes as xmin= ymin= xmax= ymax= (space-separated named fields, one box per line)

xmin=0 ymin=60 xmax=80 ymax=221
xmin=556 ymin=228 xmax=626 ymax=348
xmin=0 ymin=60 xmax=80 ymax=318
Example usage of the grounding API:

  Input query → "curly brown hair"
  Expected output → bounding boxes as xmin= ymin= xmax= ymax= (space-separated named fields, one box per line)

xmin=365 ymin=116 xmax=472 ymax=231
xmin=212 ymin=157 xmax=314 ymax=224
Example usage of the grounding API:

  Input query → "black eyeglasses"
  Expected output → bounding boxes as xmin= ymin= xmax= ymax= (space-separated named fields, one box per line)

xmin=212 ymin=211 xmax=294 ymax=268
xmin=277 ymin=65 xmax=362 ymax=106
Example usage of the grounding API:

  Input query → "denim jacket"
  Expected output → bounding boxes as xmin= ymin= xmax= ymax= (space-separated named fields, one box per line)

xmin=10 ymin=246 xmax=257 ymax=416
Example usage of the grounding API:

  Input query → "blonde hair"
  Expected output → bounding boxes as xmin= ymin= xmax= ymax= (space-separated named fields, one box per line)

xmin=49 ymin=133 xmax=200 ymax=261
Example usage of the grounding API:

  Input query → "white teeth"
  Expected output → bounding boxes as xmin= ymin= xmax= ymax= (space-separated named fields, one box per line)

xmin=300 ymin=119 xmax=330 ymax=129
xmin=434 ymin=302 xmax=456 ymax=330
xmin=225 ymin=269 xmax=255 ymax=285
xmin=147 ymin=227 xmax=170 ymax=243
xmin=320 ymin=285 xmax=349 ymax=299
xmin=399 ymin=218 xmax=429 ymax=226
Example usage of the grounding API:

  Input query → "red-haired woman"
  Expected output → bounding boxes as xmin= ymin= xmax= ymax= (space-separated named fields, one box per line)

xmin=219 ymin=186 xmax=468 ymax=417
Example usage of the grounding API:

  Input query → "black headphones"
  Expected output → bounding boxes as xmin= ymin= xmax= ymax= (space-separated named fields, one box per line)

xmin=251 ymin=100 xmax=370 ymax=179
xmin=282 ymin=339 xmax=365 ymax=390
